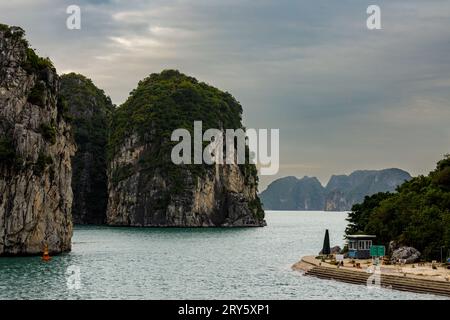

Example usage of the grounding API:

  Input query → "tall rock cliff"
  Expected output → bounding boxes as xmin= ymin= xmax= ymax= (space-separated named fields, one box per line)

xmin=259 ymin=176 xmax=325 ymax=210
xmin=107 ymin=70 xmax=265 ymax=227
xmin=324 ymin=169 xmax=412 ymax=211
xmin=60 ymin=73 xmax=114 ymax=224
xmin=0 ymin=25 xmax=75 ymax=255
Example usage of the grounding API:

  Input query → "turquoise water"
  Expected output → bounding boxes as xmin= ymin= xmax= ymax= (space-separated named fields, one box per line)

xmin=0 ymin=211 xmax=445 ymax=300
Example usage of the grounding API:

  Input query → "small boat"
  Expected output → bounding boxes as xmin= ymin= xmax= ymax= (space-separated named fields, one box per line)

xmin=42 ymin=244 xmax=52 ymax=262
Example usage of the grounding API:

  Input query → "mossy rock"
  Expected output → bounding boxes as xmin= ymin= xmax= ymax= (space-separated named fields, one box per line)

xmin=40 ymin=123 xmax=57 ymax=144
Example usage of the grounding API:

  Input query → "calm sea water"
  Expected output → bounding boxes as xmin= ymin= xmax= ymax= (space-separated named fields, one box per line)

xmin=0 ymin=211 xmax=445 ymax=300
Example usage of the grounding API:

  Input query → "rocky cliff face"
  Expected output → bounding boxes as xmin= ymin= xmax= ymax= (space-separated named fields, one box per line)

xmin=107 ymin=70 xmax=265 ymax=227
xmin=324 ymin=169 xmax=412 ymax=211
xmin=260 ymin=169 xmax=411 ymax=211
xmin=259 ymin=176 xmax=325 ymax=210
xmin=60 ymin=73 xmax=114 ymax=224
xmin=0 ymin=25 xmax=75 ymax=255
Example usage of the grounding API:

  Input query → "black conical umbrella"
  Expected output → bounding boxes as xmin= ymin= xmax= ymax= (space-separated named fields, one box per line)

xmin=322 ymin=229 xmax=331 ymax=255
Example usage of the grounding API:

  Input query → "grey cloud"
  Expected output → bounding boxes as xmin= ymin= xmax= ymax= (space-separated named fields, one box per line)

xmin=0 ymin=0 xmax=449 ymax=189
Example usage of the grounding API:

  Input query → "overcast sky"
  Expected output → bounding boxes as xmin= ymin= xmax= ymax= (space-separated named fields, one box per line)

xmin=1 ymin=0 xmax=450 ymax=190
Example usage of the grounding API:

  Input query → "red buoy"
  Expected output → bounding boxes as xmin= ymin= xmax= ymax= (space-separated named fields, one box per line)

xmin=42 ymin=244 xmax=52 ymax=262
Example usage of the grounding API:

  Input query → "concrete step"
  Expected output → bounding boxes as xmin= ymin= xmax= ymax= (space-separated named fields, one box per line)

xmin=306 ymin=266 xmax=450 ymax=297
xmin=311 ymin=266 xmax=450 ymax=286
xmin=308 ymin=267 xmax=450 ymax=291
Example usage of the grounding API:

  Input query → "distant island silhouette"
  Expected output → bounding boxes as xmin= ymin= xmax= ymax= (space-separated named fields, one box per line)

xmin=260 ymin=168 xmax=411 ymax=211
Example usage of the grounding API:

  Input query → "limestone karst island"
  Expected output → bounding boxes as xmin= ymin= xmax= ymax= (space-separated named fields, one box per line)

xmin=0 ymin=24 xmax=265 ymax=257
xmin=1 ymin=0 xmax=450 ymax=306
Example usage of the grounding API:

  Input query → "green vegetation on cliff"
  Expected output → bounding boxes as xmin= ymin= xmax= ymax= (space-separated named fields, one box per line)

xmin=0 ymin=24 xmax=61 ymax=173
xmin=27 ymin=81 xmax=47 ymax=107
xmin=34 ymin=152 xmax=53 ymax=176
xmin=346 ymin=155 xmax=450 ymax=260
xmin=1 ymin=23 xmax=75 ymax=255
xmin=22 ymin=48 xmax=54 ymax=75
xmin=60 ymin=73 xmax=114 ymax=224
xmin=109 ymin=70 xmax=247 ymax=181
xmin=109 ymin=69 xmax=243 ymax=160
xmin=40 ymin=122 xmax=57 ymax=144
xmin=108 ymin=70 xmax=264 ymax=223
xmin=0 ymin=24 xmax=57 ymax=108
xmin=0 ymin=137 xmax=16 ymax=164
xmin=0 ymin=24 xmax=26 ymax=45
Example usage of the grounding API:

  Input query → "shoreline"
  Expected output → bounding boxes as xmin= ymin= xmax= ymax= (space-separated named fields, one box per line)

xmin=293 ymin=256 xmax=450 ymax=298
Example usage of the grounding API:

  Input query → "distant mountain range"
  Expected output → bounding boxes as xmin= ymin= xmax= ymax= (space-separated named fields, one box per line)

xmin=260 ymin=169 xmax=412 ymax=211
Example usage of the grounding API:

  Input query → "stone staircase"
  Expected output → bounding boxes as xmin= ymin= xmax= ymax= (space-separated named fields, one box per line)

xmin=305 ymin=265 xmax=450 ymax=297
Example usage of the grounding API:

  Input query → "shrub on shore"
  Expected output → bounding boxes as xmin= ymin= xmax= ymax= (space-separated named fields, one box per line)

xmin=346 ymin=154 xmax=450 ymax=261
